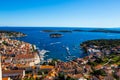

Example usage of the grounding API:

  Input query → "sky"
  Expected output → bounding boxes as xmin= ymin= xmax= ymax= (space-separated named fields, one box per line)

xmin=0 ymin=0 xmax=120 ymax=27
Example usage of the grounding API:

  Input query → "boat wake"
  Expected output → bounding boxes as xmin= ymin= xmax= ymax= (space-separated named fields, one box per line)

xmin=64 ymin=46 xmax=77 ymax=61
xmin=107 ymin=34 xmax=115 ymax=36
xmin=50 ymin=42 xmax=61 ymax=45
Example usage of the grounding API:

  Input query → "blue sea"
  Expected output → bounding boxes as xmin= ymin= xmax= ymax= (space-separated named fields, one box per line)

xmin=1 ymin=27 xmax=120 ymax=61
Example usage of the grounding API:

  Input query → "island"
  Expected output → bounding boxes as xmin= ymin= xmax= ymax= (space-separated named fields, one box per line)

xmin=72 ymin=29 xmax=84 ymax=32
xmin=0 ymin=30 xmax=26 ymax=38
xmin=49 ymin=33 xmax=62 ymax=38
xmin=41 ymin=30 xmax=56 ymax=33
xmin=89 ymin=29 xmax=120 ymax=33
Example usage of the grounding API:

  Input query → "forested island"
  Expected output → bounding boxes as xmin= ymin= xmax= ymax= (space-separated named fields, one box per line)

xmin=72 ymin=29 xmax=84 ymax=32
xmin=41 ymin=30 xmax=56 ymax=33
xmin=0 ymin=30 xmax=26 ymax=38
xmin=41 ymin=29 xmax=120 ymax=34
xmin=89 ymin=29 xmax=120 ymax=33
xmin=49 ymin=33 xmax=62 ymax=38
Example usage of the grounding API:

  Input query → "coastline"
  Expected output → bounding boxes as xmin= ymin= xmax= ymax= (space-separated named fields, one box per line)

xmin=46 ymin=39 xmax=120 ymax=80
xmin=1 ymin=27 xmax=120 ymax=61
xmin=1 ymin=28 xmax=120 ymax=79
xmin=0 ymin=30 xmax=26 ymax=38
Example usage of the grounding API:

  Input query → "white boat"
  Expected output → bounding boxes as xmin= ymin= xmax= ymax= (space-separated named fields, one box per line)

xmin=65 ymin=47 xmax=71 ymax=55
xmin=38 ymin=49 xmax=49 ymax=56
xmin=66 ymin=47 xmax=69 ymax=51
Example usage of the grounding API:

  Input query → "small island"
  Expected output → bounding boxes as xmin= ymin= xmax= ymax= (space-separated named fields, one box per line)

xmin=49 ymin=33 xmax=62 ymax=38
xmin=0 ymin=30 xmax=26 ymax=38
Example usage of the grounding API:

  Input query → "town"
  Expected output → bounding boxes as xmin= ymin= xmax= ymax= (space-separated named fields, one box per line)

xmin=1 ymin=33 xmax=120 ymax=80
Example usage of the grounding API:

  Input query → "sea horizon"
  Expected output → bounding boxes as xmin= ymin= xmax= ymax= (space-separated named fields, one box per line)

xmin=1 ymin=26 xmax=120 ymax=28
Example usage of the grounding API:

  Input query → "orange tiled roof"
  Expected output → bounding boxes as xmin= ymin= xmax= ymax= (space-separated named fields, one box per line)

xmin=14 ymin=53 xmax=35 ymax=59
xmin=68 ymin=74 xmax=83 ymax=79
xmin=3 ymin=70 xmax=24 ymax=74
xmin=95 ymin=64 xmax=103 ymax=70
xmin=2 ymin=77 xmax=9 ymax=80
xmin=40 ymin=65 xmax=54 ymax=69
xmin=73 ymin=74 xmax=83 ymax=79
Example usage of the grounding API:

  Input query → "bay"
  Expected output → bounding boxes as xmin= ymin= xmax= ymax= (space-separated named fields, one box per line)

xmin=0 ymin=27 xmax=120 ymax=61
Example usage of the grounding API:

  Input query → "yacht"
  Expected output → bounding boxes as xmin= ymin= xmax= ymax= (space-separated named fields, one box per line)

xmin=66 ymin=47 xmax=71 ymax=55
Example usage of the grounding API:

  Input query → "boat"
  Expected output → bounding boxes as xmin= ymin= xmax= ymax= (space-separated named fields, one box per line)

xmin=65 ymin=47 xmax=71 ymax=56
xmin=66 ymin=47 xmax=69 ymax=51
xmin=38 ymin=49 xmax=49 ymax=56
